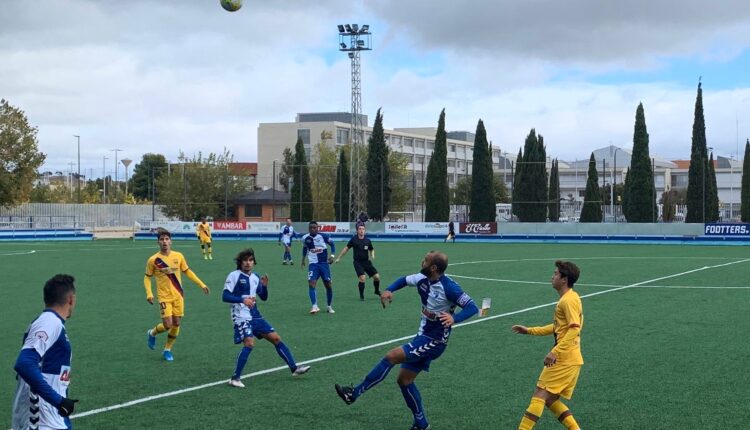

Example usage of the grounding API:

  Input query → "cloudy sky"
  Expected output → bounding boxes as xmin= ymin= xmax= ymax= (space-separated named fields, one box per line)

xmin=2 ymin=0 xmax=750 ymax=178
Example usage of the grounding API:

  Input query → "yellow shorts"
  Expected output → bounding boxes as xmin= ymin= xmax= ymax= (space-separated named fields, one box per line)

xmin=537 ymin=364 xmax=581 ymax=399
xmin=159 ymin=297 xmax=184 ymax=318
xmin=199 ymin=238 xmax=212 ymax=245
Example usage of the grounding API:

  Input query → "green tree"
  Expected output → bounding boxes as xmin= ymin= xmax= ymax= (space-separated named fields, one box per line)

xmin=548 ymin=159 xmax=560 ymax=221
xmin=493 ymin=175 xmax=511 ymax=204
xmin=157 ymin=149 xmax=251 ymax=220
xmin=290 ymin=137 xmax=313 ymax=221
xmin=469 ymin=119 xmax=495 ymax=221
xmin=686 ymin=81 xmax=711 ymax=223
xmin=424 ymin=109 xmax=449 ymax=221
xmin=278 ymin=147 xmax=295 ymax=193
xmin=516 ymin=129 xmax=548 ymax=221
xmin=661 ymin=189 xmax=678 ymax=222
xmin=333 ymin=148 xmax=350 ymax=221
xmin=453 ymin=175 xmax=508 ymax=206
xmin=0 ymin=99 xmax=46 ymax=207
xmin=366 ymin=108 xmax=391 ymax=220
xmin=511 ymin=147 xmax=522 ymax=217
xmin=309 ymin=139 xmax=337 ymax=221
xmin=622 ymin=103 xmax=656 ymax=222
xmin=130 ymin=153 xmax=167 ymax=201
xmin=707 ymin=152 xmax=719 ymax=221
xmin=742 ymin=140 xmax=750 ymax=221
xmin=388 ymin=151 xmax=411 ymax=214
xmin=580 ymin=153 xmax=602 ymax=222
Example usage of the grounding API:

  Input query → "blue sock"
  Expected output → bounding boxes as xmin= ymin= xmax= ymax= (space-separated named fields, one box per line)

xmin=400 ymin=383 xmax=428 ymax=428
xmin=325 ymin=287 xmax=333 ymax=306
xmin=309 ymin=287 xmax=317 ymax=305
xmin=354 ymin=358 xmax=393 ymax=398
xmin=232 ymin=346 xmax=252 ymax=380
xmin=285 ymin=251 xmax=290 ymax=261
xmin=275 ymin=342 xmax=297 ymax=371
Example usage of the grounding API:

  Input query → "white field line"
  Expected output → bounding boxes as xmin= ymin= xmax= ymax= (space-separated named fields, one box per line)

xmin=0 ymin=250 xmax=36 ymax=256
xmin=448 ymin=273 xmax=750 ymax=290
xmin=450 ymin=256 xmax=740 ymax=266
xmin=68 ymin=258 xmax=750 ymax=421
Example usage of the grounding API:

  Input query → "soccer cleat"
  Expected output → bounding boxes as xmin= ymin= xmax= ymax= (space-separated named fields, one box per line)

xmin=289 ymin=261 xmax=294 ymax=265
xmin=282 ymin=261 xmax=288 ymax=265
xmin=408 ymin=424 xmax=431 ymax=430
xmin=327 ymin=306 xmax=335 ymax=314
xmin=203 ymin=254 xmax=208 ymax=260
xmin=334 ymin=384 xmax=356 ymax=405
xmin=373 ymin=290 xmax=381 ymax=296
xmin=310 ymin=305 xmax=320 ymax=314
xmin=292 ymin=365 xmax=311 ymax=376
xmin=163 ymin=350 xmax=174 ymax=361
xmin=228 ymin=378 xmax=245 ymax=388
xmin=147 ymin=329 xmax=156 ymax=350
xmin=208 ymin=254 xmax=212 ymax=260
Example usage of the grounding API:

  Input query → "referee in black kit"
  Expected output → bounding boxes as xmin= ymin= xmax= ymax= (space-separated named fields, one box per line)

xmin=334 ymin=224 xmax=381 ymax=301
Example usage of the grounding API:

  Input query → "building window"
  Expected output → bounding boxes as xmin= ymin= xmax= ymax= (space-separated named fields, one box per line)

xmin=415 ymin=155 xmax=425 ymax=165
xmin=448 ymin=159 xmax=455 ymax=168
xmin=337 ymin=128 xmax=349 ymax=145
xmin=297 ymin=129 xmax=310 ymax=147
xmin=245 ymin=204 xmax=263 ymax=218
xmin=449 ymin=144 xmax=456 ymax=152
xmin=426 ymin=141 xmax=434 ymax=150
xmin=457 ymin=161 xmax=464 ymax=170
xmin=415 ymin=139 xmax=425 ymax=149
xmin=404 ymin=138 xmax=413 ymax=148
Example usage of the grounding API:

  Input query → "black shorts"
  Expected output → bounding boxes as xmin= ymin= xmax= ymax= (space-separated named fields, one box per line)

xmin=353 ymin=260 xmax=378 ymax=277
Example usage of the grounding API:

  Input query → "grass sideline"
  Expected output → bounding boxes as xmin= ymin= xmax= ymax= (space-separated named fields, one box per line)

xmin=2 ymin=240 xmax=749 ymax=429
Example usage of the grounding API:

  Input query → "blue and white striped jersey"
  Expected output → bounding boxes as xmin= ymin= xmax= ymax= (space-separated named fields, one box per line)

xmin=13 ymin=310 xmax=72 ymax=430
xmin=401 ymin=273 xmax=475 ymax=343
xmin=301 ymin=233 xmax=335 ymax=264
xmin=223 ymin=270 xmax=266 ymax=322
xmin=279 ymin=225 xmax=296 ymax=244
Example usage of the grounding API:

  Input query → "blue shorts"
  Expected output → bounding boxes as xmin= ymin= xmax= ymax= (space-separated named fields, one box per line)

xmin=233 ymin=319 xmax=275 ymax=343
xmin=400 ymin=335 xmax=447 ymax=373
xmin=307 ymin=263 xmax=332 ymax=282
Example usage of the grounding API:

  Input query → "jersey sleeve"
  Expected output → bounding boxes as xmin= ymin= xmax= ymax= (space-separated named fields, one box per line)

xmin=562 ymin=297 xmax=582 ymax=328
xmin=22 ymin=316 xmax=62 ymax=358
xmin=346 ymin=238 xmax=354 ymax=249
xmin=405 ymin=273 xmax=426 ymax=286
xmin=145 ymin=257 xmax=155 ymax=276
xmin=179 ymin=253 xmax=189 ymax=272
xmin=368 ymin=239 xmax=374 ymax=250
xmin=223 ymin=272 xmax=237 ymax=293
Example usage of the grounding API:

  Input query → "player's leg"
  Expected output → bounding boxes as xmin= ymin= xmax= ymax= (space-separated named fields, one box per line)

xmin=261 ymin=331 xmax=310 ymax=375
xmin=201 ymin=242 xmax=207 ymax=259
xmin=397 ymin=368 xmax=429 ymax=430
xmin=543 ymin=366 xmax=582 ymax=430
xmin=163 ymin=311 xmax=181 ymax=361
xmin=308 ymin=266 xmax=320 ymax=313
xmin=336 ymin=345 xmax=405 ymax=404
xmin=357 ymin=273 xmax=366 ymax=300
xmin=147 ymin=301 xmax=170 ymax=350
xmin=285 ymin=243 xmax=293 ymax=264
xmin=369 ymin=265 xmax=381 ymax=295
xmin=230 ymin=322 xmax=255 ymax=387
xmin=321 ymin=264 xmax=334 ymax=312
xmin=519 ymin=387 xmax=552 ymax=430
xmin=206 ymin=242 xmax=212 ymax=260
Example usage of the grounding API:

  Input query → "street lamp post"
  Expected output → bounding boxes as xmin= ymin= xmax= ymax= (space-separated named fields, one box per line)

xmin=612 ymin=148 xmax=620 ymax=222
xmin=272 ymin=160 xmax=278 ymax=221
xmin=73 ymin=135 xmax=81 ymax=203
xmin=121 ymin=159 xmax=132 ymax=198
xmin=102 ymin=156 xmax=108 ymax=203
xmin=110 ymin=149 xmax=122 ymax=200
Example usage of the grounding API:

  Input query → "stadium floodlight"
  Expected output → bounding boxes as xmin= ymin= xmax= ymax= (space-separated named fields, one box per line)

xmin=340 ymin=42 xmax=347 ymax=49
xmin=345 ymin=24 xmax=352 ymax=32
xmin=351 ymin=24 xmax=359 ymax=32
xmin=360 ymin=24 xmax=369 ymax=33
xmin=338 ymin=24 xmax=346 ymax=33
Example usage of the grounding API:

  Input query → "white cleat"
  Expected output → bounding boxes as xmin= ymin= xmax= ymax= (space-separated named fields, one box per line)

xmin=292 ymin=365 xmax=311 ymax=376
xmin=327 ymin=306 xmax=335 ymax=314
xmin=228 ymin=378 xmax=245 ymax=388
xmin=310 ymin=305 xmax=320 ymax=314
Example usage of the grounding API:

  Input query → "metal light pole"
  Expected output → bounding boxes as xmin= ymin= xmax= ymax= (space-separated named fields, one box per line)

xmin=74 ymin=135 xmax=81 ymax=203
xmin=338 ymin=23 xmax=372 ymax=221
xmin=110 ymin=149 xmax=122 ymax=200
xmin=102 ymin=156 xmax=108 ymax=203
xmin=272 ymin=159 xmax=277 ymax=221
xmin=121 ymin=159 xmax=132 ymax=198
xmin=612 ymin=147 xmax=620 ymax=222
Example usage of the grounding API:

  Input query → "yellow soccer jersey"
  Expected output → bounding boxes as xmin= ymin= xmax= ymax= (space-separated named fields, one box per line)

xmin=196 ymin=223 xmax=212 ymax=243
xmin=145 ymin=251 xmax=189 ymax=302
xmin=551 ymin=290 xmax=583 ymax=365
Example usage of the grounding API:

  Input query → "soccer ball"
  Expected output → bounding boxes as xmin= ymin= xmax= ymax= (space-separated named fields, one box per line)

xmin=220 ymin=0 xmax=242 ymax=12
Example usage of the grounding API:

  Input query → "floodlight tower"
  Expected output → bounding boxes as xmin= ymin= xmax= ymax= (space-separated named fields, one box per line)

xmin=338 ymin=23 xmax=372 ymax=221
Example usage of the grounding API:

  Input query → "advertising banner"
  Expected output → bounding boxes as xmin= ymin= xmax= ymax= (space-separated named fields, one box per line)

xmin=246 ymin=222 xmax=281 ymax=232
xmin=703 ymin=223 xmax=750 ymax=236
xmin=459 ymin=222 xmax=498 ymax=235
xmin=317 ymin=222 xmax=352 ymax=233
xmin=214 ymin=221 xmax=247 ymax=231
xmin=385 ymin=222 xmax=449 ymax=234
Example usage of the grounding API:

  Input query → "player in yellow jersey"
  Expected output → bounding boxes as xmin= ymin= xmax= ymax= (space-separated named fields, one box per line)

xmin=144 ymin=228 xmax=210 ymax=361
xmin=512 ymin=260 xmax=583 ymax=430
xmin=196 ymin=217 xmax=213 ymax=260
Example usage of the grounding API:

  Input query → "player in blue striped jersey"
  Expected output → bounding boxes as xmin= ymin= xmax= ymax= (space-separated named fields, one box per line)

xmin=222 ymin=248 xmax=310 ymax=388
xmin=334 ymin=251 xmax=479 ymax=430
xmin=278 ymin=218 xmax=297 ymax=265
xmin=13 ymin=274 xmax=79 ymax=430
xmin=300 ymin=221 xmax=336 ymax=314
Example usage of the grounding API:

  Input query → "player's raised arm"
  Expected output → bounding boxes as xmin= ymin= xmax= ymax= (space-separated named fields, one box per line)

xmin=184 ymin=268 xmax=210 ymax=294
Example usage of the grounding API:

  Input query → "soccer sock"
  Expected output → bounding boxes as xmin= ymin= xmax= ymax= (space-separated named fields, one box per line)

xmin=201 ymin=245 xmax=205 ymax=254
xmin=354 ymin=358 xmax=394 ymax=398
xmin=274 ymin=342 xmax=298 ymax=371
xmin=151 ymin=323 xmax=168 ymax=336
xmin=232 ymin=346 xmax=253 ymax=380
xmin=373 ymin=280 xmax=381 ymax=293
xmin=399 ymin=383 xmax=428 ymax=428
xmin=549 ymin=400 xmax=580 ymax=430
xmin=164 ymin=326 xmax=180 ymax=350
xmin=325 ymin=287 xmax=333 ymax=306
xmin=519 ymin=397 xmax=545 ymax=430
xmin=207 ymin=245 xmax=212 ymax=255
xmin=308 ymin=287 xmax=317 ymax=306
xmin=358 ymin=282 xmax=365 ymax=298
xmin=283 ymin=251 xmax=288 ymax=261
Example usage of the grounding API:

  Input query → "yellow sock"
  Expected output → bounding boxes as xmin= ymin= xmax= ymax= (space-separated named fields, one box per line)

xmin=164 ymin=326 xmax=180 ymax=350
xmin=151 ymin=323 xmax=168 ymax=336
xmin=519 ymin=397 xmax=545 ymax=430
xmin=549 ymin=400 xmax=580 ymax=430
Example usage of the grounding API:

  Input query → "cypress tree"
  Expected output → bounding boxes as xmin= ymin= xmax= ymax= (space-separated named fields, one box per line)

xmin=290 ymin=137 xmax=313 ymax=221
xmin=742 ymin=140 xmax=750 ymax=221
xmin=580 ymin=153 xmax=602 ymax=222
xmin=469 ymin=119 xmax=496 ymax=221
xmin=333 ymin=148 xmax=350 ymax=221
xmin=707 ymin=153 xmax=719 ymax=221
xmin=366 ymin=108 xmax=391 ymax=220
xmin=511 ymin=147 xmax=523 ymax=217
xmin=548 ymin=159 xmax=560 ymax=222
xmin=686 ymin=81 xmax=710 ymax=223
xmin=622 ymin=103 xmax=656 ymax=222
xmin=516 ymin=129 xmax=548 ymax=221
xmin=425 ymin=109 xmax=449 ymax=221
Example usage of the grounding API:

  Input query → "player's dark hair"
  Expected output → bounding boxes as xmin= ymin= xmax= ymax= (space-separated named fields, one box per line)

xmin=555 ymin=260 xmax=580 ymax=287
xmin=155 ymin=228 xmax=171 ymax=239
xmin=429 ymin=251 xmax=448 ymax=274
xmin=235 ymin=248 xmax=256 ymax=269
xmin=44 ymin=274 xmax=76 ymax=306
xmin=308 ymin=221 xmax=318 ymax=226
